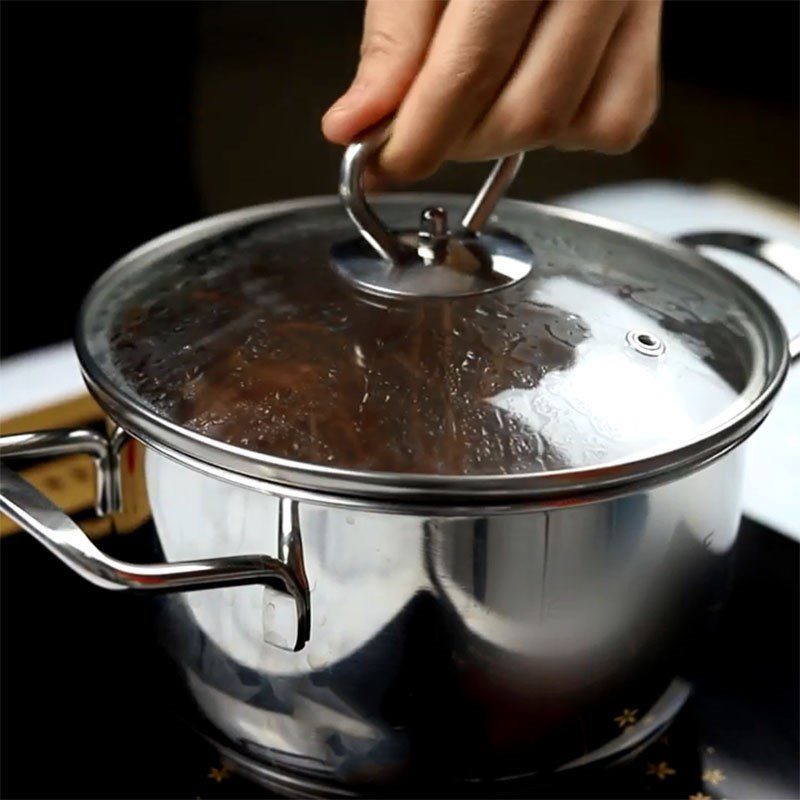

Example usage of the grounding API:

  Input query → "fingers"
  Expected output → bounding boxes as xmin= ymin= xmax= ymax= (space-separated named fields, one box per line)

xmin=378 ymin=0 xmax=542 ymax=182
xmin=321 ymin=0 xmax=444 ymax=146
xmin=322 ymin=0 xmax=663 ymax=183
xmin=560 ymin=0 xmax=662 ymax=153
xmin=453 ymin=0 xmax=625 ymax=161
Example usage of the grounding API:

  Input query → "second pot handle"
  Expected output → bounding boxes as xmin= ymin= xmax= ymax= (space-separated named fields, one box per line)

xmin=678 ymin=230 xmax=800 ymax=364
xmin=0 ymin=429 xmax=310 ymax=651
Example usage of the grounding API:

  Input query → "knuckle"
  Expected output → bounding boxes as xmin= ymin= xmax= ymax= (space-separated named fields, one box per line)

xmin=360 ymin=28 xmax=405 ymax=61
xmin=513 ymin=105 xmax=567 ymax=146
xmin=443 ymin=45 xmax=507 ymax=96
xmin=594 ymin=112 xmax=647 ymax=153
xmin=589 ymin=74 xmax=659 ymax=153
xmin=578 ymin=64 xmax=660 ymax=153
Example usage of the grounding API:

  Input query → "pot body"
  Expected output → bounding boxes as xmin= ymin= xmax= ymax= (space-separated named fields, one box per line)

xmin=146 ymin=446 xmax=744 ymax=789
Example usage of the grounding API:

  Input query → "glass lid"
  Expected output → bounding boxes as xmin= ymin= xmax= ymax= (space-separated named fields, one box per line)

xmin=77 ymin=190 xmax=787 ymax=502
xmin=78 ymin=128 xmax=788 ymax=503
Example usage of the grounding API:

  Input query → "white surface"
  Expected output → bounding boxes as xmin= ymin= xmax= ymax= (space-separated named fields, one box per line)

xmin=1 ymin=181 xmax=797 ymax=539
xmin=559 ymin=181 xmax=800 ymax=540
xmin=0 ymin=340 xmax=85 ymax=419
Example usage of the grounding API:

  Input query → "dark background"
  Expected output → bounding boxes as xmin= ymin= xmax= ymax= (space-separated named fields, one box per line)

xmin=1 ymin=0 xmax=798 ymax=358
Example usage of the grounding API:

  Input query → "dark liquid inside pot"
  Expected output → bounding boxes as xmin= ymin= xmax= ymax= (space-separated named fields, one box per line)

xmin=109 ymin=227 xmax=588 ymax=475
xmin=105 ymin=207 xmax=753 ymax=479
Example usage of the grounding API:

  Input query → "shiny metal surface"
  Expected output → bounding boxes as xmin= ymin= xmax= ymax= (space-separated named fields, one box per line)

xmin=337 ymin=122 xmax=406 ymax=265
xmin=0 ymin=428 xmax=116 ymax=515
xmin=98 ymin=423 xmax=746 ymax=518
xmin=332 ymin=125 xmax=532 ymax=298
xmin=196 ymin=680 xmax=689 ymax=797
xmin=337 ymin=122 xmax=523 ymax=260
xmin=626 ymin=329 xmax=666 ymax=357
xmin=461 ymin=152 xmax=525 ymax=234
xmin=679 ymin=230 xmax=800 ymax=362
xmin=330 ymin=222 xmax=534 ymax=299
xmin=77 ymin=196 xmax=792 ymax=503
xmin=3 ymin=158 xmax=798 ymax=794
xmin=148 ymin=446 xmax=743 ymax=789
xmin=107 ymin=423 xmax=131 ymax=515
xmin=0 ymin=429 xmax=310 ymax=651
xmin=7 ymin=193 xmax=798 ymax=792
xmin=197 ymin=672 xmax=685 ymax=797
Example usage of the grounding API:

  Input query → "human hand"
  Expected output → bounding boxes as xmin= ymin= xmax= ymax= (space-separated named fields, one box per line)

xmin=322 ymin=0 xmax=662 ymax=182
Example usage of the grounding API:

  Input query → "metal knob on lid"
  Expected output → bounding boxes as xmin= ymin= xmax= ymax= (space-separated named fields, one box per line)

xmin=330 ymin=122 xmax=534 ymax=299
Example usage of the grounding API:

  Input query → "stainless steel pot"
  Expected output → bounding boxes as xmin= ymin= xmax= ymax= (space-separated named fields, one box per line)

xmin=2 ymin=135 xmax=798 ymax=795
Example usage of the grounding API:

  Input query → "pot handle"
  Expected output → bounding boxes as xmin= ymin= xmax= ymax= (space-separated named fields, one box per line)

xmin=678 ymin=231 xmax=800 ymax=364
xmin=0 ymin=429 xmax=310 ymax=651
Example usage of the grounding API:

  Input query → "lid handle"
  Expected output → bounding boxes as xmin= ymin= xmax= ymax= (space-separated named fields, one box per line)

xmin=339 ymin=121 xmax=524 ymax=265
xmin=461 ymin=154 xmax=525 ymax=234
xmin=332 ymin=122 xmax=533 ymax=299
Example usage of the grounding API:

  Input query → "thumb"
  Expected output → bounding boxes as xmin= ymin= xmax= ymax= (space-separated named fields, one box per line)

xmin=322 ymin=0 xmax=443 ymax=145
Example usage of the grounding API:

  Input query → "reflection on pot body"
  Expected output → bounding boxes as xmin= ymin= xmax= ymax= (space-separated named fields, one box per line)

xmin=149 ymin=448 xmax=742 ymax=787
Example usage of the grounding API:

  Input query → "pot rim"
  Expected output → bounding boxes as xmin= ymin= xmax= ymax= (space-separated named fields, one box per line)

xmin=76 ymin=194 xmax=789 ymax=507
xmin=114 ymin=417 xmax=747 ymax=516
